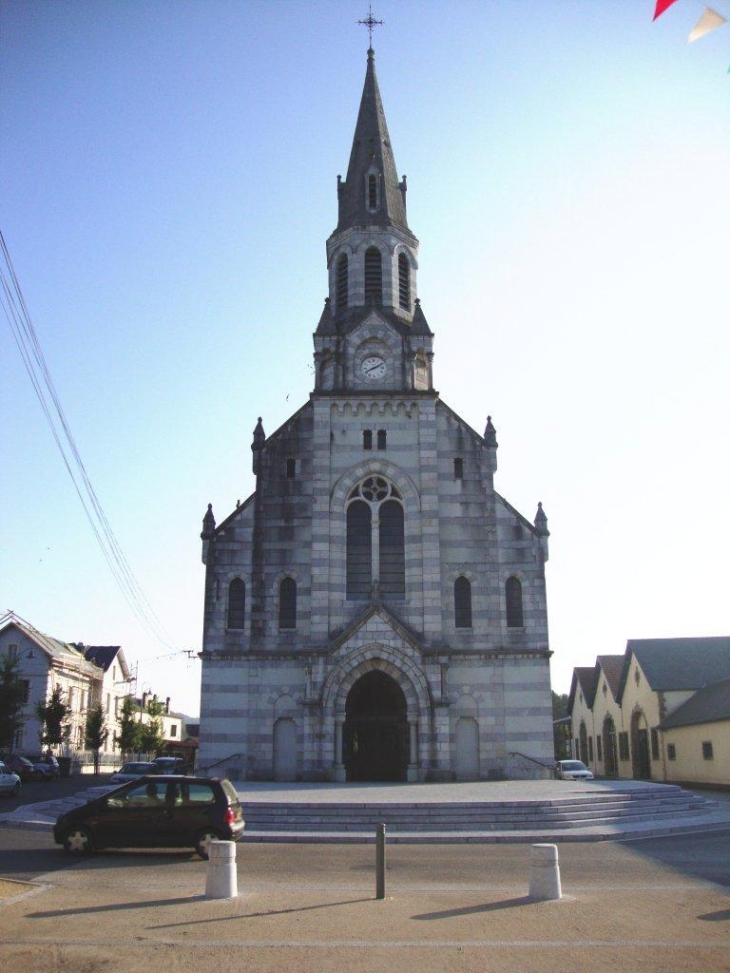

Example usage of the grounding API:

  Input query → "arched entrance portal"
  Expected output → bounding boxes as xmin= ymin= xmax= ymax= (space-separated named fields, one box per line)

xmin=344 ymin=670 xmax=408 ymax=781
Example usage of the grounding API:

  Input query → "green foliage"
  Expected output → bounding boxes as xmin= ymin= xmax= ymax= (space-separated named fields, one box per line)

xmin=0 ymin=656 xmax=27 ymax=750
xmin=139 ymin=695 xmax=165 ymax=756
xmin=115 ymin=695 xmax=142 ymax=755
xmin=552 ymin=690 xmax=571 ymax=760
xmin=84 ymin=702 xmax=108 ymax=752
xmin=35 ymin=685 xmax=70 ymax=748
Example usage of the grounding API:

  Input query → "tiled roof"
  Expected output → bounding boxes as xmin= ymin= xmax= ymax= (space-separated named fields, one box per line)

xmin=596 ymin=655 xmax=624 ymax=698
xmin=626 ymin=637 xmax=730 ymax=693
xmin=659 ymin=677 xmax=730 ymax=729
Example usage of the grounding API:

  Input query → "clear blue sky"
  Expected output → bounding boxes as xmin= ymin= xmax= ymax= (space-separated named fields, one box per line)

xmin=2 ymin=1 xmax=728 ymax=717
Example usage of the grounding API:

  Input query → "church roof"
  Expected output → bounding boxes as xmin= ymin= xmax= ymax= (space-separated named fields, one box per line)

xmin=336 ymin=48 xmax=410 ymax=234
xmin=568 ymin=666 xmax=599 ymax=713
xmin=596 ymin=654 xmax=624 ymax=699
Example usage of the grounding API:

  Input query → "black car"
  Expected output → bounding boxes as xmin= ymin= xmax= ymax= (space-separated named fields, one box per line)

xmin=0 ymin=754 xmax=36 ymax=781
xmin=53 ymin=776 xmax=244 ymax=858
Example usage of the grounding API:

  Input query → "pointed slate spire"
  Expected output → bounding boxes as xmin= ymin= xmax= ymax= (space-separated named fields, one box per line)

xmin=315 ymin=297 xmax=337 ymax=335
xmin=201 ymin=502 xmax=216 ymax=538
xmin=484 ymin=416 xmax=498 ymax=448
xmin=337 ymin=48 xmax=408 ymax=232
xmin=251 ymin=417 xmax=266 ymax=475
xmin=534 ymin=502 xmax=550 ymax=537
xmin=410 ymin=298 xmax=433 ymax=336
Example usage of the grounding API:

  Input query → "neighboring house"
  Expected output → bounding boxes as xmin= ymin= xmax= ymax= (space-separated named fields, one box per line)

xmin=0 ymin=612 xmax=133 ymax=756
xmin=568 ymin=637 xmax=730 ymax=785
xmin=134 ymin=692 xmax=185 ymax=746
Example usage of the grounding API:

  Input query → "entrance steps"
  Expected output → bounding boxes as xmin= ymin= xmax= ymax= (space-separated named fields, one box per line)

xmin=237 ymin=782 xmax=730 ymax=843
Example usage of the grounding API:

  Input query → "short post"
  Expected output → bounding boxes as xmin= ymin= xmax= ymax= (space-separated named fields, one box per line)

xmin=529 ymin=843 xmax=562 ymax=901
xmin=375 ymin=822 xmax=386 ymax=900
xmin=205 ymin=840 xmax=238 ymax=899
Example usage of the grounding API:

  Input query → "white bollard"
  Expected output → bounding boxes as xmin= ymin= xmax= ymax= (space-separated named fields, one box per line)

xmin=205 ymin=840 xmax=238 ymax=899
xmin=529 ymin=843 xmax=562 ymax=900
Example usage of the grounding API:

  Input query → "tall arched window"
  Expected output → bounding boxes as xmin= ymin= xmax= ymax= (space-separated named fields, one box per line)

xmin=347 ymin=501 xmax=372 ymax=599
xmin=227 ymin=578 xmax=246 ymax=630
xmin=398 ymin=252 xmax=410 ymax=309
xmin=364 ymin=247 xmax=382 ymax=305
xmin=336 ymin=253 xmax=348 ymax=312
xmin=346 ymin=477 xmax=404 ymax=600
xmin=505 ymin=576 xmax=523 ymax=628
xmin=454 ymin=577 xmax=472 ymax=628
xmin=279 ymin=577 xmax=297 ymax=629
xmin=379 ymin=499 xmax=405 ymax=597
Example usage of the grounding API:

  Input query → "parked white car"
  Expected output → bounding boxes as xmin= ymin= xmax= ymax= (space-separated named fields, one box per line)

xmin=110 ymin=761 xmax=157 ymax=784
xmin=0 ymin=761 xmax=21 ymax=797
xmin=555 ymin=759 xmax=594 ymax=781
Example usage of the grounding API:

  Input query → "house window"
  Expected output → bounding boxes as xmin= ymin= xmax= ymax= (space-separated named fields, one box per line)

xmin=454 ymin=577 xmax=472 ymax=629
xmin=279 ymin=577 xmax=297 ymax=630
xmin=377 ymin=429 xmax=387 ymax=450
xmin=596 ymin=734 xmax=603 ymax=762
xmin=336 ymin=253 xmax=348 ymax=311
xmin=20 ymin=680 xmax=30 ymax=704
xmin=7 ymin=643 xmax=18 ymax=661
xmin=618 ymin=732 xmax=630 ymax=761
xmin=364 ymin=247 xmax=382 ymax=305
xmin=346 ymin=477 xmax=404 ymax=600
xmin=588 ymin=737 xmax=594 ymax=762
xmin=667 ymin=743 xmax=676 ymax=761
xmin=363 ymin=430 xmax=373 ymax=450
xmin=505 ymin=576 xmax=523 ymax=627
xmin=170 ymin=725 xmax=177 ymax=738
xmin=227 ymin=578 xmax=246 ymax=630
xmin=368 ymin=173 xmax=378 ymax=210
xmin=650 ymin=728 xmax=659 ymax=760
xmin=454 ymin=458 xmax=463 ymax=479
xmin=398 ymin=252 xmax=410 ymax=309
xmin=702 ymin=741 xmax=714 ymax=760
xmin=286 ymin=458 xmax=296 ymax=479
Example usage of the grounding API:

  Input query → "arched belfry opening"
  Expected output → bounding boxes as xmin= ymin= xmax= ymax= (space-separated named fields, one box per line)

xmin=344 ymin=670 xmax=408 ymax=781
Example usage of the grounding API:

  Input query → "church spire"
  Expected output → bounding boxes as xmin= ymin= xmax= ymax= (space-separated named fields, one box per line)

xmin=336 ymin=48 xmax=409 ymax=233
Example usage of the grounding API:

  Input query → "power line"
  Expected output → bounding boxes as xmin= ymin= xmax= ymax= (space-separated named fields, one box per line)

xmin=1 ymin=230 xmax=177 ymax=651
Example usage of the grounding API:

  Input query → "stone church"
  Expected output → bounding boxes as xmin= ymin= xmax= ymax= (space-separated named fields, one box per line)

xmin=198 ymin=48 xmax=553 ymax=782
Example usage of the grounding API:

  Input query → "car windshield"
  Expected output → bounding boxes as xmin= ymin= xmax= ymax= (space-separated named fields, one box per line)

xmin=561 ymin=761 xmax=587 ymax=771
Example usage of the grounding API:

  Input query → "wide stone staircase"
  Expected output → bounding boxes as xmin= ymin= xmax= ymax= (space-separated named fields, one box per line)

xmin=237 ymin=784 xmax=728 ymax=843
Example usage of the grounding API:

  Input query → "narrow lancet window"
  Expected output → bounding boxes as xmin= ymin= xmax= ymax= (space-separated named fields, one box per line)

xmin=363 ymin=430 xmax=373 ymax=450
xmin=454 ymin=577 xmax=472 ymax=628
xmin=336 ymin=253 xmax=348 ymax=312
xmin=368 ymin=173 xmax=378 ymax=210
xmin=398 ymin=252 xmax=410 ymax=309
xmin=227 ymin=578 xmax=246 ymax=630
xmin=364 ymin=247 xmax=382 ymax=305
xmin=506 ymin=576 xmax=524 ymax=628
xmin=377 ymin=429 xmax=387 ymax=450
xmin=279 ymin=577 xmax=297 ymax=629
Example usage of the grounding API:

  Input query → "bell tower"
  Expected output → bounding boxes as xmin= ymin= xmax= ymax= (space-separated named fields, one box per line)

xmin=313 ymin=48 xmax=433 ymax=394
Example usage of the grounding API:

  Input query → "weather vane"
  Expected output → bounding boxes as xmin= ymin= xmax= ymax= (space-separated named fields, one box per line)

xmin=358 ymin=5 xmax=384 ymax=47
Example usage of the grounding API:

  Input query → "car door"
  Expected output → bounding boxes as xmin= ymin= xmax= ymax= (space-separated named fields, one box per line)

xmin=167 ymin=780 xmax=219 ymax=846
xmin=94 ymin=780 xmax=172 ymax=848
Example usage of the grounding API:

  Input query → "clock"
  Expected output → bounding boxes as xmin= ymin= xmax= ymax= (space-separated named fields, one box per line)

xmin=361 ymin=355 xmax=386 ymax=381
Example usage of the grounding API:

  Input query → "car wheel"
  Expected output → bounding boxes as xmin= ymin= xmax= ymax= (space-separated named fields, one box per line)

xmin=195 ymin=830 xmax=222 ymax=860
xmin=64 ymin=826 xmax=94 ymax=855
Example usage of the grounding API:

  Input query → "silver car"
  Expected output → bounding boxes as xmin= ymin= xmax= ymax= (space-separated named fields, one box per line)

xmin=555 ymin=759 xmax=594 ymax=781
xmin=110 ymin=761 xmax=157 ymax=784
xmin=0 ymin=761 xmax=21 ymax=797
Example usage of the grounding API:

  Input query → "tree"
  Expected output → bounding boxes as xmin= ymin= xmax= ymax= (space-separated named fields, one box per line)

xmin=139 ymin=695 xmax=166 ymax=757
xmin=35 ymin=685 xmax=70 ymax=750
xmin=115 ymin=695 xmax=142 ymax=756
xmin=552 ymin=691 xmax=570 ymax=760
xmin=84 ymin=702 xmax=109 ymax=774
xmin=0 ymin=656 xmax=27 ymax=751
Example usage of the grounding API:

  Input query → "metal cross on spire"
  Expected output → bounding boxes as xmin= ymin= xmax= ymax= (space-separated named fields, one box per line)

xmin=358 ymin=5 xmax=384 ymax=48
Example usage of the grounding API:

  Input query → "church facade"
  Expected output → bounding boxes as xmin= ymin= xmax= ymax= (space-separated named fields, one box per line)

xmin=197 ymin=49 xmax=553 ymax=782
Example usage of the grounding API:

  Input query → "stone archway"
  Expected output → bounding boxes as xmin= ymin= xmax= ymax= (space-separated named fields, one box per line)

xmin=631 ymin=709 xmax=651 ymax=780
xmin=602 ymin=716 xmax=618 ymax=777
xmin=344 ymin=670 xmax=408 ymax=781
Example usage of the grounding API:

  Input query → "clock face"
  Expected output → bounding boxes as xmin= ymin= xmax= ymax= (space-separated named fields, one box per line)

xmin=361 ymin=355 xmax=386 ymax=381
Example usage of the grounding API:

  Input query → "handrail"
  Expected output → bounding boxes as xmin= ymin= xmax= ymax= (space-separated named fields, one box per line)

xmin=508 ymin=751 xmax=554 ymax=770
xmin=197 ymin=752 xmax=246 ymax=773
